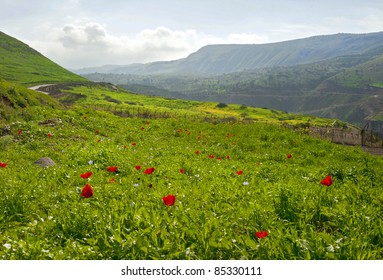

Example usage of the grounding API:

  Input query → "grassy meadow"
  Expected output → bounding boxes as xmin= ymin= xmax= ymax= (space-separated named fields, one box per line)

xmin=1 ymin=84 xmax=382 ymax=260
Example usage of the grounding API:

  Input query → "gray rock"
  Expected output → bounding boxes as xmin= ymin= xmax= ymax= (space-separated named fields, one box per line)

xmin=34 ymin=157 xmax=56 ymax=168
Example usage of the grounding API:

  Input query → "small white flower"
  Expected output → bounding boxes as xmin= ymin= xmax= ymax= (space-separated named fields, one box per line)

xmin=88 ymin=160 xmax=94 ymax=165
xmin=326 ymin=245 xmax=335 ymax=252
xmin=243 ymin=181 xmax=249 ymax=186
xmin=3 ymin=243 xmax=11 ymax=249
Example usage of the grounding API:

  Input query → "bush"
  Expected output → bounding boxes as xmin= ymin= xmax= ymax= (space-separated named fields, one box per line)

xmin=216 ymin=102 xmax=228 ymax=108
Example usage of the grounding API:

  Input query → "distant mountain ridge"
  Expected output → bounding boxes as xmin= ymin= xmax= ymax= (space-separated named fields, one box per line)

xmin=75 ymin=32 xmax=383 ymax=75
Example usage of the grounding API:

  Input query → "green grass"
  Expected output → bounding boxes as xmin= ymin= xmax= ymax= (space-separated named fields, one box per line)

xmin=0 ymin=32 xmax=381 ymax=259
xmin=0 ymin=31 xmax=87 ymax=85
xmin=0 ymin=79 xmax=61 ymax=121
xmin=1 ymin=104 xmax=382 ymax=260
xmin=59 ymin=83 xmax=342 ymax=127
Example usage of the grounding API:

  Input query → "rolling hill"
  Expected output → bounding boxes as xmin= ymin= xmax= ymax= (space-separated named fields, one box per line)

xmin=0 ymin=31 xmax=87 ymax=86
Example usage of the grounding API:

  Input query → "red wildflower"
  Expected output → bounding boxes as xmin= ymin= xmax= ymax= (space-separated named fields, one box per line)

xmin=321 ymin=175 xmax=333 ymax=186
xmin=80 ymin=171 xmax=93 ymax=179
xmin=0 ymin=162 xmax=7 ymax=168
xmin=162 ymin=194 xmax=176 ymax=206
xmin=135 ymin=165 xmax=141 ymax=170
xmin=287 ymin=154 xmax=292 ymax=158
xmin=226 ymin=155 xmax=231 ymax=159
xmin=97 ymin=139 xmax=101 ymax=142
xmin=17 ymin=129 xmax=22 ymax=135
xmin=236 ymin=170 xmax=243 ymax=175
xmin=47 ymin=133 xmax=53 ymax=138
xmin=108 ymin=178 xmax=117 ymax=183
xmin=180 ymin=168 xmax=185 ymax=174
xmin=80 ymin=184 xmax=94 ymax=198
xmin=144 ymin=167 xmax=155 ymax=174
xmin=195 ymin=150 xmax=200 ymax=155
xmin=131 ymin=142 xmax=137 ymax=146
xmin=141 ymin=127 xmax=145 ymax=131
xmin=208 ymin=154 xmax=215 ymax=159
xmin=95 ymin=130 xmax=99 ymax=134
xmin=107 ymin=166 xmax=118 ymax=172
xmin=255 ymin=230 xmax=268 ymax=239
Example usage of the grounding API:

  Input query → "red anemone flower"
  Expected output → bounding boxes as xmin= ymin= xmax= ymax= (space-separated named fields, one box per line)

xmin=208 ymin=154 xmax=215 ymax=159
xmin=132 ymin=142 xmax=137 ymax=146
xmin=144 ymin=167 xmax=155 ymax=174
xmin=80 ymin=171 xmax=93 ymax=179
xmin=18 ymin=129 xmax=22 ymax=135
xmin=321 ymin=175 xmax=333 ymax=186
xmin=0 ymin=162 xmax=7 ymax=168
xmin=180 ymin=168 xmax=185 ymax=174
xmin=47 ymin=133 xmax=53 ymax=138
xmin=107 ymin=166 xmax=118 ymax=172
xmin=108 ymin=178 xmax=117 ymax=183
xmin=236 ymin=170 xmax=243 ymax=175
xmin=195 ymin=150 xmax=200 ymax=155
xmin=255 ymin=230 xmax=268 ymax=239
xmin=162 ymin=194 xmax=176 ymax=206
xmin=80 ymin=184 xmax=94 ymax=198
xmin=135 ymin=165 xmax=141 ymax=170
xmin=287 ymin=154 xmax=292 ymax=158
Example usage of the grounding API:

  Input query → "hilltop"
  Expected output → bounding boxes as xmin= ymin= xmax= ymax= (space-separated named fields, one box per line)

xmin=0 ymin=31 xmax=87 ymax=86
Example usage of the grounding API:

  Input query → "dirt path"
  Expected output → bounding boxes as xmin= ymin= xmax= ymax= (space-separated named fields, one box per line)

xmin=28 ymin=84 xmax=55 ymax=95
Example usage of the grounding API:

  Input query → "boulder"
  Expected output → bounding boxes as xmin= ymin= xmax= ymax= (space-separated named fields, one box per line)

xmin=34 ymin=157 xmax=56 ymax=168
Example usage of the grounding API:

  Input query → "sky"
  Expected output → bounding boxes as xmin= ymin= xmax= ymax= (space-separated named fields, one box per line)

xmin=1 ymin=0 xmax=383 ymax=69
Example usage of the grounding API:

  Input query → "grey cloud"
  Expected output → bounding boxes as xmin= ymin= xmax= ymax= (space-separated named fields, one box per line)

xmin=60 ymin=22 xmax=108 ymax=49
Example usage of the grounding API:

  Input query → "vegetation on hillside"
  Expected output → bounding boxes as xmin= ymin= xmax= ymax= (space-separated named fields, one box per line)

xmin=1 ymin=99 xmax=382 ymax=260
xmin=83 ymin=47 xmax=383 ymax=126
xmin=0 ymin=79 xmax=61 ymax=121
xmin=1 ymin=30 xmax=382 ymax=260
xmin=0 ymin=31 xmax=87 ymax=85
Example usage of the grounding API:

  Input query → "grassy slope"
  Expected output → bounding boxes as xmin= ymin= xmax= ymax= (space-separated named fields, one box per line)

xmin=60 ymin=83 xmax=343 ymax=127
xmin=0 ymin=31 xmax=87 ymax=85
xmin=2 ymin=84 xmax=381 ymax=260
xmin=0 ymin=103 xmax=382 ymax=260
xmin=0 ymin=79 xmax=61 ymax=122
xmin=1 ymin=31 xmax=382 ymax=260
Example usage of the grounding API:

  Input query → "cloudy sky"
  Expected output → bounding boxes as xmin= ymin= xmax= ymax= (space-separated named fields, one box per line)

xmin=1 ymin=0 xmax=382 ymax=69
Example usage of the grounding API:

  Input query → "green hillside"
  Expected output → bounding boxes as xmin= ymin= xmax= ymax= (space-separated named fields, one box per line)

xmin=1 ymin=87 xmax=383 ymax=260
xmin=1 ymin=31 xmax=383 ymax=260
xmin=0 ymin=79 xmax=61 ymax=122
xmin=90 ymin=46 xmax=383 ymax=126
xmin=0 ymin=31 xmax=87 ymax=86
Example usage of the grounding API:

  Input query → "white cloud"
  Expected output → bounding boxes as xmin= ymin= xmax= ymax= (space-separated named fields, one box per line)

xmin=26 ymin=22 xmax=268 ymax=69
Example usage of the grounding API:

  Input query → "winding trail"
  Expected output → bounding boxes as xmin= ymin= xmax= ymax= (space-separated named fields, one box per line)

xmin=28 ymin=84 xmax=55 ymax=95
